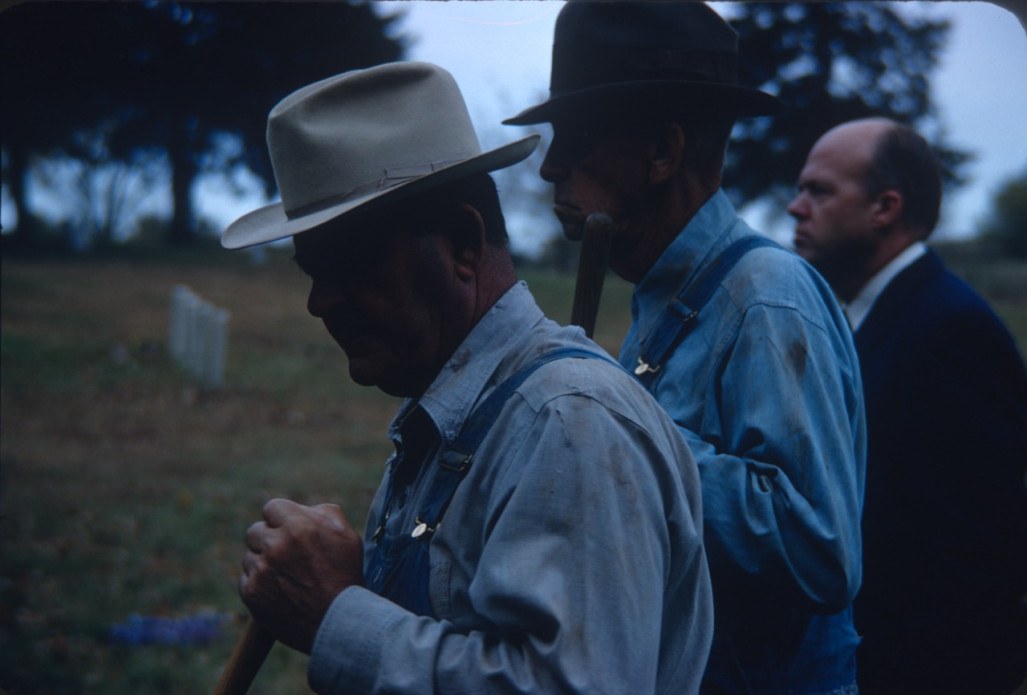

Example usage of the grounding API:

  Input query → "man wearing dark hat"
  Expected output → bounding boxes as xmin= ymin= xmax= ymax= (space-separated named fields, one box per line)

xmin=223 ymin=61 xmax=714 ymax=694
xmin=506 ymin=4 xmax=866 ymax=694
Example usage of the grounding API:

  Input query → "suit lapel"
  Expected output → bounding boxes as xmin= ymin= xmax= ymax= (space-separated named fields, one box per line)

xmin=854 ymin=250 xmax=944 ymax=354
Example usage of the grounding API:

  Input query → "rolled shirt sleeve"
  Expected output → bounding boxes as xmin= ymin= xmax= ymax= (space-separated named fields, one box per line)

xmin=681 ymin=299 xmax=864 ymax=612
xmin=619 ymin=193 xmax=866 ymax=614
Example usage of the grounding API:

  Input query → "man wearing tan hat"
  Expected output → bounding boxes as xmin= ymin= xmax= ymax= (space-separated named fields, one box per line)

xmin=223 ymin=61 xmax=714 ymax=694
xmin=506 ymin=3 xmax=865 ymax=694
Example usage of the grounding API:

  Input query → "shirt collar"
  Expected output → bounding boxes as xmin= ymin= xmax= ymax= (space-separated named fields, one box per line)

xmin=632 ymin=190 xmax=737 ymax=329
xmin=845 ymin=241 xmax=926 ymax=331
xmin=388 ymin=281 xmax=543 ymax=448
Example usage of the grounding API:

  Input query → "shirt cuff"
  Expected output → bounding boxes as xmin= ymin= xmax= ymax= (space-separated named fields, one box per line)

xmin=307 ymin=586 xmax=405 ymax=695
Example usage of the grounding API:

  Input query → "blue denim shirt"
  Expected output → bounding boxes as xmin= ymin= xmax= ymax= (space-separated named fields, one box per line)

xmin=309 ymin=282 xmax=714 ymax=694
xmin=619 ymin=192 xmax=866 ymax=695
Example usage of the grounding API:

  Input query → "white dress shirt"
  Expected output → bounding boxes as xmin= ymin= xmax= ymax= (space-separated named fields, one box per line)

xmin=845 ymin=241 xmax=927 ymax=331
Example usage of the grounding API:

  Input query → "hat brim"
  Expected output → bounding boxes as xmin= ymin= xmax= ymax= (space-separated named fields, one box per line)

xmin=222 ymin=134 xmax=540 ymax=249
xmin=503 ymin=81 xmax=785 ymax=126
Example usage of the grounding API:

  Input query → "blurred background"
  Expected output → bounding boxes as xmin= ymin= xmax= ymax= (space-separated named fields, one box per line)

xmin=4 ymin=1 xmax=1027 ymax=259
xmin=2 ymin=1 xmax=1025 ymax=693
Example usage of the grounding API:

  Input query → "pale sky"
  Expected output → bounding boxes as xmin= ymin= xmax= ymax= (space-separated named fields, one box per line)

xmin=386 ymin=0 xmax=1027 ymax=249
xmin=6 ymin=1 xmax=1024 ymax=253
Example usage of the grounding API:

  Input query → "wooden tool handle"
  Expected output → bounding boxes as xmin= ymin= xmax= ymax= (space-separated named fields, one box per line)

xmin=570 ymin=212 xmax=614 ymax=338
xmin=212 ymin=617 xmax=275 ymax=695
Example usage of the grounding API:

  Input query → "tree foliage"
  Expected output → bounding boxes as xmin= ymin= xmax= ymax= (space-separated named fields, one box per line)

xmin=1 ymin=2 xmax=981 ymax=252
xmin=726 ymin=3 xmax=972 ymax=212
xmin=1 ymin=1 xmax=404 ymax=247
xmin=984 ymin=166 xmax=1027 ymax=258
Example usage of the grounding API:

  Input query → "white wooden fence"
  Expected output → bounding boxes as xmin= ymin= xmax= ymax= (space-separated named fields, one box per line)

xmin=169 ymin=285 xmax=229 ymax=387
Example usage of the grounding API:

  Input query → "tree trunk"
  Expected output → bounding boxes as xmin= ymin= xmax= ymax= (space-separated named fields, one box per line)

xmin=5 ymin=143 xmax=38 ymax=247
xmin=166 ymin=121 xmax=196 ymax=246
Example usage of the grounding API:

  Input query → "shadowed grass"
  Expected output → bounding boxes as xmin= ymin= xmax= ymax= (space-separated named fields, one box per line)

xmin=1 ymin=242 xmax=1023 ymax=693
xmin=1 ymin=252 xmax=397 ymax=692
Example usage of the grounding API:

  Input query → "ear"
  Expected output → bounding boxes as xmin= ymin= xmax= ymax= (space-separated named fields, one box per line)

xmin=444 ymin=203 xmax=487 ymax=281
xmin=647 ymin=121 xmax=685 ymax=185
xmin=871 ymin=189 xmax=903 ymax=231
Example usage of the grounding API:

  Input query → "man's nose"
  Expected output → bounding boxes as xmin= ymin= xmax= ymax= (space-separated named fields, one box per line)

xmin=786 ymin=194 xmax=806 ymax=220
xmin=307 ymin=281 xmax=346 ymax=318
xmin=539 ymin=144 xmax=569 ymax=183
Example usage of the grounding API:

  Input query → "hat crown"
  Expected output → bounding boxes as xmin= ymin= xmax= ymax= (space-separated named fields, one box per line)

xmin=223 ymin=61 xmax=537 ymax=250
xmin=555 ymin=1 xmax=737 ymax=53
xmin=502 ymin=1 xmax=783 ymax=126
xmin=268 ymin=62 xmax=482 ymax=218
xmin=551 ymin=1 xmax=739 ymax=95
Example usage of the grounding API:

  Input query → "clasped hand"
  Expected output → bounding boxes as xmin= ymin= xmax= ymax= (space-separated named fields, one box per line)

xmin=239 ymin=498 xmax=364 ymax=653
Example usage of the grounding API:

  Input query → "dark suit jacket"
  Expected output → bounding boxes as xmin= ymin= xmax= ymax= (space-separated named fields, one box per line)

xmin=853 ymin=249 xmax=1027 ymax=695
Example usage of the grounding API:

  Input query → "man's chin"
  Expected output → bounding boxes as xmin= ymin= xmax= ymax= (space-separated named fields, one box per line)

xmin=562 ymin=223 xmax=584 ymax=242
xmin=348 ymin=358 xmax=426 ymax=398
xmin=347 ymin=364 xmax=378 ymax=389
xmin=553 ymin=206 xmax=584 ymax=241
xmin=792 ymin=237 xmax=814 ymax=260
xmin=345 ymin=353 xmax=382 ymax=387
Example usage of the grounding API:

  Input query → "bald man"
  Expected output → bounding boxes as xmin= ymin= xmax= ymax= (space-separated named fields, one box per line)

xmin=789 ymin=118 xmax=1027 ymax=695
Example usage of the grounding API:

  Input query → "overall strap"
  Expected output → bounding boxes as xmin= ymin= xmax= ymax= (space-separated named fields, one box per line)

xmin=634 ymin=235 xmax=781 ymax=385
xmin=411 ymin=346 xmax=611 ymax=539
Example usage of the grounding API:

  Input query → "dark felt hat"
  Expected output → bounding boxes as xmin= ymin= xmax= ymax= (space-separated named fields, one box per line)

xmin=504 ymin=0 xmax=784 ymax=125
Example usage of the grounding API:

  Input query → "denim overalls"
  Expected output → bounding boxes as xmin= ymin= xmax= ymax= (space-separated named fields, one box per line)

xmin=365 ymin=347 xmax=607 ymax=616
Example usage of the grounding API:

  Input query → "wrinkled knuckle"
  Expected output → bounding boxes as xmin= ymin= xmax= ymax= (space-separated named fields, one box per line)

xmin=316 ymin=503 xmax=345 ymax=525
xmin=246 ymin=522 xmax=273 ymax=553
xmin=260 ymin=532 xmax=284 ymax=559
xmin=263 ymin=497 xmax=286 ymax=515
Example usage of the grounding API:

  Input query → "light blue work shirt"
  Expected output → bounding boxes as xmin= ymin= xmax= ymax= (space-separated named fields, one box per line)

xmin=619 ymin=191 xmax=866 ymax=695
xmin=309 ymin=282 xmax=714 ymax=694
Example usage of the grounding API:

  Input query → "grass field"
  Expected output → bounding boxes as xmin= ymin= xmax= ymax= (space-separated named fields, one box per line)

xmin=1 ymin=243 xmax=1024 ymax=693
